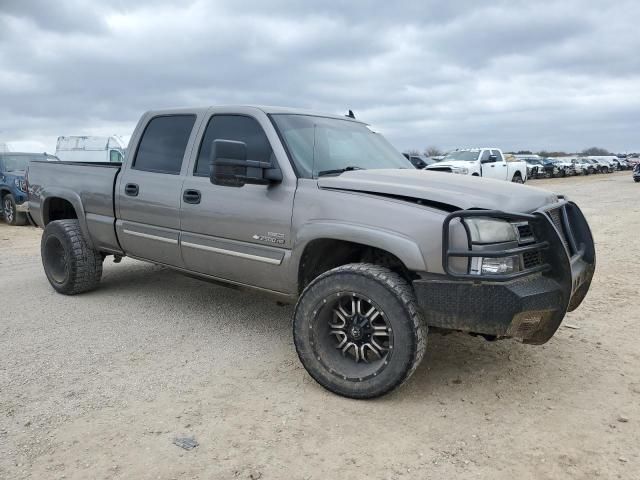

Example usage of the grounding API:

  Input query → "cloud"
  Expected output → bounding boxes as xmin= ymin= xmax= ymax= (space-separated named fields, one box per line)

xmin=1 ymin=0 xmax=639 ymax=153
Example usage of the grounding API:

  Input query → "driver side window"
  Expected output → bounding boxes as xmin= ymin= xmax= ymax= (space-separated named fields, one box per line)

xmin=194 ymin=115 xmax=274 ymax=177
xmin=480 ymin=150 xmax=491 ymax=162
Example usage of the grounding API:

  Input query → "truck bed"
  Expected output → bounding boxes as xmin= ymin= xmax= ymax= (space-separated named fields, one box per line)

xmin=28 ymin=161 xmax=122 ymax=253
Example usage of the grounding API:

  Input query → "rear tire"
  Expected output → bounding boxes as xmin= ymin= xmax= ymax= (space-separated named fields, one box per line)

xmin=2 ymin=194 xmax=27 ymax=226
xmin=41 ymin=220 xmax=103 ymax=295
xmin=512 ymin=173 xmax=524 ymax=184
xmin=293 ymin=264 xmax=427 ymax=399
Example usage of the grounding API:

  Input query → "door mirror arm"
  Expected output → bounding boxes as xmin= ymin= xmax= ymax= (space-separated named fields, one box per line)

xmin=209 ymin=139 xmax=282 ymax=187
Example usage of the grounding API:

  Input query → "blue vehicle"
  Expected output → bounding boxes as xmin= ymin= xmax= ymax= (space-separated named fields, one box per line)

xmin=1 ymin=152 xmax=57 ymax=225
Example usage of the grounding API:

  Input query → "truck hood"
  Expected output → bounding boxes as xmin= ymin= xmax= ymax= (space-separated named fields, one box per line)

xmin=317 ymin=169 xmax=558 ymax=212
xmin=426 ymin=161 xmax=470 ymax=169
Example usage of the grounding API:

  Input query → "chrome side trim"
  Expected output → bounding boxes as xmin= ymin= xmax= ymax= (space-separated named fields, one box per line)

xmin=123 ymin=229 xmax=178 ymax=244
xmin=181 ymin=241 xmax=282 ymax=265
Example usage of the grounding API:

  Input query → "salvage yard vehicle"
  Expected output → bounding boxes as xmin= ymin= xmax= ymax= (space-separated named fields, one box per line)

xmin=547 ymin=158 xmax=574 ymax=177
xmin=633 ymin=163 xmax=640 ymax=182
xmin=536 ymin=158 xmax=559 ymax=178
xmin=617 ymin=159 xmax=631 ymax=170
xmin=56 ymin=135 xmax=127 ymax=164
xmin=590 ymin=157 xmax=613 ymax=173
xmin=1 ymin=152 xmax=57 ymax=225
xmin=524 ymin=158 xmax=541 ymax=179
xmin=576 ymin=158 xmax=595 ymax=175
xmin=583 ymin=158 xmax=605 ymax=173
xmin=426 ymin=148 xmax=528 ymax=183
xmin=567 ymin=158 xmax=587 ymax=175
xmin=27 ymin=106 xmax=595 ymax=399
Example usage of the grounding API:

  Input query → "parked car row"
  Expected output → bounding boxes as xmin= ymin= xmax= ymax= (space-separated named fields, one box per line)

xmin=405 ymin=148 xmax=528 ymax=183
xmin=522 ymin=156 xmax=635 ymax=179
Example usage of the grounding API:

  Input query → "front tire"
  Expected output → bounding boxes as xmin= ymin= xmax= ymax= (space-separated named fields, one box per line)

xmin=293 ymin=264 xmax=427 ymax=399
xmin=2 ymin=194 xmax=27 ymax=226
xmin=41 ymin=220 xmax=103 ymax=295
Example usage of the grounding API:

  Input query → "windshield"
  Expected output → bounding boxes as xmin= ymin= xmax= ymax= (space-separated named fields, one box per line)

xmin=271 ymin=114 xmax=412 ymax=178
xmin=1 ymin=154 xmax=39 ymax=172
xmin=442 ymin=150 xmax=480 ymax=162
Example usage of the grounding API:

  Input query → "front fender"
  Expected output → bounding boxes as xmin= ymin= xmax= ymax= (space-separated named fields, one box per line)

xmin=292 ymin=220 xmax=428 ymax=273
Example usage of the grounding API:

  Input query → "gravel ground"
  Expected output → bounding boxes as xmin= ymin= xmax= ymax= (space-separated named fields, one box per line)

xmin=1 ymin=171 xmax=639 ymax=479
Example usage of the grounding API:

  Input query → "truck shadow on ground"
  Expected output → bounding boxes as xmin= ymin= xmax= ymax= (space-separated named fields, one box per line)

xmin=97 ymin=261 xmax=562 ymax=400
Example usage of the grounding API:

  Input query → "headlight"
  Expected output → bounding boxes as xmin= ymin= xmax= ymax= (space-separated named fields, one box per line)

xmin=464 ymin=218 xmax=517 ymax=243
xmin=470 ymin=256 xmax=520 ymax=275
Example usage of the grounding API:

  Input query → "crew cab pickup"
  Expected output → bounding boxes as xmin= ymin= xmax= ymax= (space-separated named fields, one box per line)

xmin=427 ymin=148 xmax=528 ymax=183
xmin=28 ymin=106 xmax=595 ymax=399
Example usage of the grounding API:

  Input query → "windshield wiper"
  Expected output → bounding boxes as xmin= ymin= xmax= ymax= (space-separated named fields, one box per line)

xmin=317 ymin=166 xmax=366 ymax=177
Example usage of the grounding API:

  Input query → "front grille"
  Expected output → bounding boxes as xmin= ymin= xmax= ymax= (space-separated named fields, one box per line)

xmin=522 ymin=250 xmax=543 ymax=269
xmin=516 ymin=223 xmax=534 ymax=242
xmin=547 ymin=207 xmax=571 ymax=253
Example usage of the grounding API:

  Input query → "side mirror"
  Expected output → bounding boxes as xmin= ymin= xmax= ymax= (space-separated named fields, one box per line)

xmin=410 ymin=157 xmax=426 ymax=169
xmin=209 ymin=139 xmax=282 ymax=187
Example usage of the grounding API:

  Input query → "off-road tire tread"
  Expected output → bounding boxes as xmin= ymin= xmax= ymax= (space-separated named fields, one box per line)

xmin=294 ymin=263 xmax=427 ymax=399
xmin=42 ymin=220 xmax=103 ymax=295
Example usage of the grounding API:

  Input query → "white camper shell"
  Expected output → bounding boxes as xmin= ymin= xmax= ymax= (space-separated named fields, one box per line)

xmin=55 ymin=136 xmax=126 ymax=163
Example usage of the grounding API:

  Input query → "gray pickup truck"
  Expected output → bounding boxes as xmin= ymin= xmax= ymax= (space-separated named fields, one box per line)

xmin=28 ymin=106 xmax=595 ymax=398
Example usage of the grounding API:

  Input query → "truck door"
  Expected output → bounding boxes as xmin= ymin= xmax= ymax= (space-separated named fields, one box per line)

xmin=116 ymin=114 xmax=199 ymax=267
xmin=179 ymin=112 xmax=295 ymax=293
xmin=482 ymin=150 xmax=508 ymax=180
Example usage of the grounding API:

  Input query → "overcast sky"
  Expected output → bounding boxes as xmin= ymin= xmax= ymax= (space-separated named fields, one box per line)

xmin=1 ymin=0 xmax=639 ymax=154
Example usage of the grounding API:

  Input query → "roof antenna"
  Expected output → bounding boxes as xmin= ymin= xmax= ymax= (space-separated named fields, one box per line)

xmin=346 ymin=109 xmax=355 ymax=119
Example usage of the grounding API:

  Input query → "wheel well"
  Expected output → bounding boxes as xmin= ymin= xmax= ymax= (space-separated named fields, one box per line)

xmin=298 ymin=239 xmax=414 ymax=293
xmin=44 ymin=197 xmax=78 ymax=224
xmin=472 ymin=173 xmax=480 ymax=177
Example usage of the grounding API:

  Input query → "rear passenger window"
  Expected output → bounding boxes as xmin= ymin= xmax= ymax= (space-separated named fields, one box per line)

xmin=194 ymin=115 xmax=273 ymax=176
xmin=133 ymin=115 xmax=195 ymax=174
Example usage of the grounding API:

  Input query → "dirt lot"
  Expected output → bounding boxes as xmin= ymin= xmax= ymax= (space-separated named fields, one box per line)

xmin=1 ymin=172 xmax=639 ymax=479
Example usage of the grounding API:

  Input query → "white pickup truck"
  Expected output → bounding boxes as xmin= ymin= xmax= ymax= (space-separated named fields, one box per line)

xmin=426 ymin=148 xmax=528 ymax=183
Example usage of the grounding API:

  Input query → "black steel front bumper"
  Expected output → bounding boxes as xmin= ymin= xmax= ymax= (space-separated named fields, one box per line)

xmin=413 ymin=201 xmax=596 ymax=344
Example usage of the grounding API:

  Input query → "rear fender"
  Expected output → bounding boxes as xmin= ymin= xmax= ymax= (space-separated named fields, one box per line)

xmin=40 ymin=187 xmax=93 ymax=248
